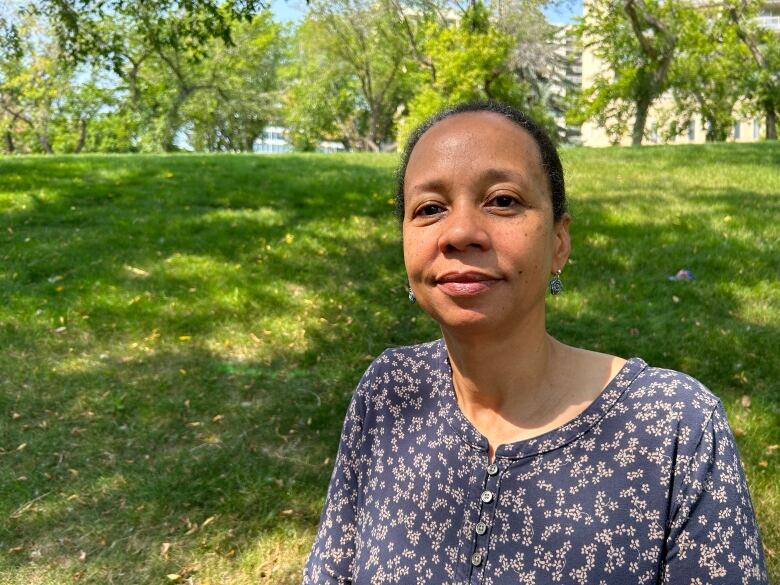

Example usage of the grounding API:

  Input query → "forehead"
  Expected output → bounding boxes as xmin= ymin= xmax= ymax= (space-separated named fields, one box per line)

xmin=405 ymin=111 xmax=546 ymax=188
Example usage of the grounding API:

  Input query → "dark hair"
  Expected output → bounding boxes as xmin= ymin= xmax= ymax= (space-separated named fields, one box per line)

xmin=395 ymin=101 xmax=567 ymax=223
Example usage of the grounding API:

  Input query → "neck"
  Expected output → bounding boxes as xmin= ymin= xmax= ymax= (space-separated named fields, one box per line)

xmin=441 ymin=312 xmax=560 ymax=415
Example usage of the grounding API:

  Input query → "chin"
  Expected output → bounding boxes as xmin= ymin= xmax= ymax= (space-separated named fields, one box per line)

xmin=426 ymin=306 xmax=502 ymax=335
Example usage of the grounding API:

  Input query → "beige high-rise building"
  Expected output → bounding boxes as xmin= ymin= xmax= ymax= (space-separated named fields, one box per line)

xmin=580 ymin=1 xmax=779 ymax=146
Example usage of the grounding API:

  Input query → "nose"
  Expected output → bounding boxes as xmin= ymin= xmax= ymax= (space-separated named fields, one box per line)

xmin=437 ymin=203 xmax=491 ymax=254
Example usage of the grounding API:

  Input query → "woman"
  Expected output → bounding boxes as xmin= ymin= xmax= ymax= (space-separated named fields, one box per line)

xmin=303 ymin=102 xmax=768 ymax=584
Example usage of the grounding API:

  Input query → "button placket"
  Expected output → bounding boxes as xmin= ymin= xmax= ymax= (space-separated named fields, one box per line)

xmin=469 ymin=459 xmax=502 ymax=582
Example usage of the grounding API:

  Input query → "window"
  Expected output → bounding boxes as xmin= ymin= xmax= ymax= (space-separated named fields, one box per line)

xmin=688 ymin=120 xmax=696 ymax=141
xmin=734 ymin=122 xmax=741 ymax=140
xmin=754 ymin=119 xmax=761 ymax=139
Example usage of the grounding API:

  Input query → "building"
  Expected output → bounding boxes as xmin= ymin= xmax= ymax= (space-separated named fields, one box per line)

xmin=580 ymin=1 xmax=778 ymax=146
xmin=253 ymin=126 xmax=346 ymax=154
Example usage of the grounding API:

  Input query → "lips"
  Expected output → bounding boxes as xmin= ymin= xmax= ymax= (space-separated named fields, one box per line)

xmin=435 ymin=271 xmax=500 ymax=297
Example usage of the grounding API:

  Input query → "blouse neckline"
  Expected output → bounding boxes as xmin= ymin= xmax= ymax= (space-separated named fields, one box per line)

xmin=433 ymin=339 xmax=648 ymax=460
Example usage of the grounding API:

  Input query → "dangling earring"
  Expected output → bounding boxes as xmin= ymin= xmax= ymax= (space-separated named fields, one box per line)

xmin=549 ymin=270 xmax=563 ymax=295
xmin=408 ymin=286 xmax=416 ymax=304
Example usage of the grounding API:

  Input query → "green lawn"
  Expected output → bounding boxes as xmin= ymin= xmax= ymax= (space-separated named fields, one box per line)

xmin=0 ymin=144 xmax=778 ymax=584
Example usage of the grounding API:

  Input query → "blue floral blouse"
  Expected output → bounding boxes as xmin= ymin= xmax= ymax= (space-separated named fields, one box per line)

xmin=303 ymin=339 xmax=768 ymax=584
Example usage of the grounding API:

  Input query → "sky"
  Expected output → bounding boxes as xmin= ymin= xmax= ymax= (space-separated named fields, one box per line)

xmin=270 ymin=0 xmax=583 ymax=26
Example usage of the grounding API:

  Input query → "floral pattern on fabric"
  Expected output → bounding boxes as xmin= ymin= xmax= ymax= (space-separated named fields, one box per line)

xmin=303 ymin=339 xmax=768 ymax=585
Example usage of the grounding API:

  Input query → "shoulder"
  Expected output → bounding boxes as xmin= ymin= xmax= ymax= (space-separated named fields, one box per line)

xmin=620 ymin=360 xmax=725 ymax=442
xmin=357 ymin=338 xmax=446 ymax=383
xmin=629 ymin=362 xmax=721 ymax=411
xmin=352 ymin=338 xmax=447 ymax=409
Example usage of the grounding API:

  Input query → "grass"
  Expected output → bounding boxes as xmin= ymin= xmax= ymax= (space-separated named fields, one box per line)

xmin=0 ymin=143 xmax=778 ymax=584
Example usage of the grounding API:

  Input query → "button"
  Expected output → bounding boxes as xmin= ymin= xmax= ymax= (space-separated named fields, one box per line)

xmin=471 ymin=551 xmax=483 ymax=566
xmin=480 ymin=490 xmax=493 ymax=503
xmin=475 ymin=521 xmax=487 ymax=535
xmin=487 ymin=463 xmax=499 ymax=475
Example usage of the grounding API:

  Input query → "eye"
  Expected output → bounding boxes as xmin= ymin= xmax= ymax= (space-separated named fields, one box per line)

xmin=486 ymin=193 xmax=521 ymax=209
xmin=417 ymin=203 xmax=445 ymax=217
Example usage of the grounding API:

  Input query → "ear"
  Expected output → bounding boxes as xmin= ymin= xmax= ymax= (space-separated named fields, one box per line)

xmin=552 ymin=213 xmax=571 ymax=273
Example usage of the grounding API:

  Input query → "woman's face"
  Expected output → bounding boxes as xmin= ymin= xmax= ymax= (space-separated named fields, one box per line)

xmin=402 ymin=112 xmax=570 ymax=334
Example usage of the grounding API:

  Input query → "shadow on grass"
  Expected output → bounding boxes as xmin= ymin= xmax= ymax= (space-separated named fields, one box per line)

xmin=1 ymin=150 xmax=778 ymax=583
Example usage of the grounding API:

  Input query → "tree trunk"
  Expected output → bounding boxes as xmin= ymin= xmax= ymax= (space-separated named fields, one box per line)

xmin=632 ymin=98 xmax=650 ymax=146
xmin=4 ymin=130 xmax=13 ymax=154
xmin=766 ymin=106 xmax=777 ymax=140
xmin=37 ymin=133 xmax=54 ymax=154
xmin=75 ymin=119 xmax=87 ymax=153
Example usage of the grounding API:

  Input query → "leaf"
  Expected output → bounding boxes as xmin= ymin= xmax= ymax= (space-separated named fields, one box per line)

xmin=166 ymin=574 xmax=182 ymax=582
xmin=740 ymin=394 xmax=751 ymax=408
xmin=124 ymin=265 xmax=150 ymax=278
xmin=161 ymin=542 xmax=172 ymax=560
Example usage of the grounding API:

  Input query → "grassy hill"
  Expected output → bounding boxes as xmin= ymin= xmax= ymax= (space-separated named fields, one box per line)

xmin=1 ymin=143 xmax=778 ymax=584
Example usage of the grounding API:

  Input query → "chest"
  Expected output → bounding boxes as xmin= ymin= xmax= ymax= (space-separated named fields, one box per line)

xmin=352 ymin=429 xmax=673 ymax=584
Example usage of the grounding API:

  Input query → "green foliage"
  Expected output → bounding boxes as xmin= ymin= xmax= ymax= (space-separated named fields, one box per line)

xmin=283 ymin=0 xmax=420 ymax=151
xmin=667 ymin=10 xmax=747 ymax=142
xmin=724 ymin=0 xmax=780 ymax=138
xmin=0 ymin=145 xmax=778 ymax=582
xmin=281 ymin=17 xmax=364 ymax=151
xmin=570 ymin=0 xmax=682 ymax=145
xmin=397 ymin=1 xmax=532 ymax=147
xmin=31 ymin=0 xmax=268 ymax=66
xmin=183 ymin=13 xmax=288 ymax=152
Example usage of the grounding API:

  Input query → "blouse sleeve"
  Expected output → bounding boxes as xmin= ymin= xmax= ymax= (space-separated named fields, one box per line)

xmin=303 ymin=379 xmax=367 ymax=584
xmin=662 ymin=401 xmax=769 ymax=584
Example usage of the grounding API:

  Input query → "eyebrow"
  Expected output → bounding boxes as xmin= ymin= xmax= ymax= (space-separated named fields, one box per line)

xmin=408 ymin=167 xmax=529 ymax=196
xmin=477 ymin=167 xmax=530 ymax=187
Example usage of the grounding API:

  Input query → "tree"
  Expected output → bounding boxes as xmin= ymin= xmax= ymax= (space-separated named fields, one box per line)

xmin=398 ymin=1 xmax=541 ymax=146
xmin=282 ymin=17 xmax=361 ymax=151
xmin=572 ymin=0 xmax=683 ymax=145
xmin=727 ymin=0 xmax=780 ymax=139
xmin=27 ymin=0 xmax=268 ymax=67
xmin=287 ymin=0 xmax=420 ymax=151
xmin=184 ymin=13 xmax=287 ymax=151
xmin=666 ymin=8 xmax=747 ymax=142
xmin=0 ymin=14 xmax=73 ymax=153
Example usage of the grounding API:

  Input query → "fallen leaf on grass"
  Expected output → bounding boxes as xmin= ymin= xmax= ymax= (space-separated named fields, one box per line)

xmin=124 ymin=265 xmax=149 ymax=278
xmin=758 ymin=460 xmax=768 ymax=468
xmin=161 ymin=542 xmax=172 ymax=560
xmin=78 ymin=550 xmax=86 ymax=562
xmin=201 ymin=515 xmax=217 ymax=529
xmin=16 ymin=443 xmax=27 ymax=451
xmin=740 ymin=394 xmax=751 ymax=408
xmin=766 ymin=444 xmax=779 ymax=454
xmin=166 ymin=574 xmax=181 ymax=582
xmin=8 ymin=546 xmax=24 ymax=554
